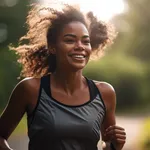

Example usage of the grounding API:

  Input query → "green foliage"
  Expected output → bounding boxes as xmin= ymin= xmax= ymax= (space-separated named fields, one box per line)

xmin=0 ymin=48 xmax=21 ymax=108
xmin=0 ymin=1 xmax=28 ymax=109
xmin=113 ymin=0 xmax=150 ymax=62
xmin=0 ymin=0 xmax=29 ymax=47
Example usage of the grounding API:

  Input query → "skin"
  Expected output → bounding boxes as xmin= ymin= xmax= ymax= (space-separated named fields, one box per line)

xmin=0 ymin=21 xmax=126 ymax=150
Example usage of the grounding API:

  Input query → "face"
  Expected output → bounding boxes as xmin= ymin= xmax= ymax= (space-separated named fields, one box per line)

xmin=54 ymin=21 xmax=92 ymax=71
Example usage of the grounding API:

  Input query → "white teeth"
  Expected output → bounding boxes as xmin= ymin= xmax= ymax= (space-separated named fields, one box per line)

xmin=72 ymin=55 xmax=85 ymax=58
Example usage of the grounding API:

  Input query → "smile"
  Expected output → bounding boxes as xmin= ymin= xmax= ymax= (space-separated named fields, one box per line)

xmin=72 ymin=55 xmax=85 ymax=58
xmin=70 ymin=54 xmax=86 ymax=60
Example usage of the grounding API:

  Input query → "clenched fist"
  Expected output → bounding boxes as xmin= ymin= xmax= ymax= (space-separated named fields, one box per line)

xmin=104 ymin=125 xmax=126 ymax=150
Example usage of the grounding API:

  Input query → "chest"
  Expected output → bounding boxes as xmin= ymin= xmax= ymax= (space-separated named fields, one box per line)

xmin=51 ymin=86 xmax=90 ymax=106
xmin=28 ymin=91 xmax=105 ymax=142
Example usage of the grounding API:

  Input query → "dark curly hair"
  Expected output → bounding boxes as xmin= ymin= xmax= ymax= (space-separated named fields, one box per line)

xmin=10 ymin=3 xmax=116 ymax=78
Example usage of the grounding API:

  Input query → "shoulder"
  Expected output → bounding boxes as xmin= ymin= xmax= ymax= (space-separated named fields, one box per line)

xmin=93 ymin=80 xmax=116 ymax=111
xmin=14 ymin=77 xmax=40 ymax=93
xmin=11 ymin=77 xmax=41 ymax=104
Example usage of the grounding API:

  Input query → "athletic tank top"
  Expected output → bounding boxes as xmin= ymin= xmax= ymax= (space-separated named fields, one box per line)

xmin=27 ymin=75 xmax=106 ymax=150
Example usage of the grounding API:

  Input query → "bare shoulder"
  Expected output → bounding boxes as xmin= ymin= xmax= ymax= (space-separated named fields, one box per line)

xmin=13 ymin=77 xmax=40 ymax=95
xmin=94 ymin=80 xmax=115 ymax=91
xmin=93 ymin=81 xmax=116 ymax=110
xmin=93 ymin=80 xmax=116 ymax=96
xmin=16 ymin=77 xmax=40 ymax=90
xmin=11 ymin=77 xmax=41 ymax=105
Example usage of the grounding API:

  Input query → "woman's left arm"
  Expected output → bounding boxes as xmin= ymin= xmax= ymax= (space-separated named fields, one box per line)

xmin=96 ymin=82 xmax=126 ymax=150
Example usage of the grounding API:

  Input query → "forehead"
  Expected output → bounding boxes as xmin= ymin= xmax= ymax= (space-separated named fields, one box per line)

xmin=60 ymin=21 xmax=89 ymax=36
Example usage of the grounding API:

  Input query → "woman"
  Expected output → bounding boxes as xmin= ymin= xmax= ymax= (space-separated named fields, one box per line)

xmin=0 ymin=3 xmax=126 ymax=150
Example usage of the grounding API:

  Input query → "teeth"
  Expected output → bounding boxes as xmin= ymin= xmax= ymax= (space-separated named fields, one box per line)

xmin=73 ymin=55 xmax=85 ymax=58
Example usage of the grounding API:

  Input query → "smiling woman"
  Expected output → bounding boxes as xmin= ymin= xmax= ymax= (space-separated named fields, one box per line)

xmin=0 ymin=2 xmax=126 ymax=150
xmin=54 ymin=21 xmax=91 ymax=70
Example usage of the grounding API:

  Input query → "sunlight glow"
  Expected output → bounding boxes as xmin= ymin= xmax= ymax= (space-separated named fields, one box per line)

xmin=39 ymin=0 xmax=126 ymax=22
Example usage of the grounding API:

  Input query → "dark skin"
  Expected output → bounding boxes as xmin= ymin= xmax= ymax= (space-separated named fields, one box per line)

xmin=0 ymin=21 xmax=126 ymax=150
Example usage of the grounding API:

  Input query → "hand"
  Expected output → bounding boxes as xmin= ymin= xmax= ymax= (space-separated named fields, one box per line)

xmin=0 ymin=137 xmax=13 ymax=150
xmin=104 ymin=125 xmax=126 ymax=150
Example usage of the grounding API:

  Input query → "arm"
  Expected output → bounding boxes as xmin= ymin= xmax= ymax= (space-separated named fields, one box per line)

xmin=0 ymin=137 xmax=13 ymax=150
xmin=96 ymin=82 xmax=126 ymax=150
xmin=0 ymin=79 xmax=33 ymax=149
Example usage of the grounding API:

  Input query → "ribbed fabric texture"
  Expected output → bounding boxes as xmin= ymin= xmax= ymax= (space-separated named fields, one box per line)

xmin=27 ymin=75 xmax=106 ymax=150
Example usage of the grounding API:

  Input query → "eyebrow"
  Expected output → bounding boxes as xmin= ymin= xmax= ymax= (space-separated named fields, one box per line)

xmin=63 ymin=34 xmax=89 ymax=38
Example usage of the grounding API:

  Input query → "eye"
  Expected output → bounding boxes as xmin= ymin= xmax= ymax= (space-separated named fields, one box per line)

xmin=64 ymin=39 xmax=75 ymax=44
xmin=83 ymin=40 xmax=90 ymax=45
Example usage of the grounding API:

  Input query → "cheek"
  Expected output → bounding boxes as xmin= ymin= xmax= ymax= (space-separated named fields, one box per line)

xmin=87 ymin=46 xmax=92 ymax=55
xmin=55 ymin=44 xmax=72 ymax=61
xmin=57 ymin=43 xmax=74 ymax=54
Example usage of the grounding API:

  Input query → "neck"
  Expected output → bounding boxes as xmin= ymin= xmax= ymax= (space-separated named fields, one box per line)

xmin=51 ymin=69 xmax=85 ymax=95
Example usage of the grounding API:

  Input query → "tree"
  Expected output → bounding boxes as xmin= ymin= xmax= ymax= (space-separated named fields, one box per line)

xmin=112 ymin=0 xmax=150 ymax=62
xmin=0 ymin=0 xmax=29 ymax=109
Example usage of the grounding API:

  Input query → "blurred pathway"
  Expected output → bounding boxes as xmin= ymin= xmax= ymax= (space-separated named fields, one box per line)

xmin=8 ymin=115 xmax=146 ymax=150
xmin=116 ymin=116 xmax=145 ymax=150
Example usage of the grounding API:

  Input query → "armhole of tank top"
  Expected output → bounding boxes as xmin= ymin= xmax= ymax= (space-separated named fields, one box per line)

xmin=87 ymin=79 xmax=107 ymax=123
xmin=27 ymin=77 xmax=43 ymax=128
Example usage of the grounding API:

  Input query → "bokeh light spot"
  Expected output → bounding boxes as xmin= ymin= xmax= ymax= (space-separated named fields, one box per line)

xmin=0 ymin=23 xmax=8 ymax=43
xmin=4 ymin=0 xmax=19 ymax=7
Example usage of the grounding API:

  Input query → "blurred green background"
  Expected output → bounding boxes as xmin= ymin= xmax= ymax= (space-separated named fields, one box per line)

xmin=0 ymin=0 xmax=150 ymax=150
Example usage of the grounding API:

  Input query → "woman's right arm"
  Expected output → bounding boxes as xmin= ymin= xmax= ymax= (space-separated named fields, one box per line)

xmin=0 ymin=79 xmax=33 ymax=150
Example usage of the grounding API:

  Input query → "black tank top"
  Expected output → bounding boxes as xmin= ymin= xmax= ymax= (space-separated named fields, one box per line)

xmin=27 ymin=75 xmax=106 ymax=150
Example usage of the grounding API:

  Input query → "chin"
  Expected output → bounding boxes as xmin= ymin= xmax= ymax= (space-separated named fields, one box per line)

xmin=66 ymin=58 xmax=89 ymax=71
xmin=70 ymin=63 xmax=87 ymax=71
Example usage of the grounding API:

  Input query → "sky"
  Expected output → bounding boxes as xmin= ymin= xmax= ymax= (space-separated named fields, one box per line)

xmin=40 ymin=0 xmax=126 ymax=22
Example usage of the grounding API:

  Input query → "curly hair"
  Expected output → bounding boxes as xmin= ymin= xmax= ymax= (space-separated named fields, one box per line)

xmin=10 ymin=3 xmax=116 ymax=78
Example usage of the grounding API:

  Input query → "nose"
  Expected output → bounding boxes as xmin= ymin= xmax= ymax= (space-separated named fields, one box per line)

xmin=74 ymin=41 xmax=85 ymax=50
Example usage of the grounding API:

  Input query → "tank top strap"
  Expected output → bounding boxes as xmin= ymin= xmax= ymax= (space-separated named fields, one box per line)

xmin=40 ymin=74 xmax=51 ymax=96
xmin=85 ymin=77 xmax=106 ymax=119
xmin=85 ymin=77 xmax=100 ymax=100
xmin=85 ymin=77 xmax=106 ymax=113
